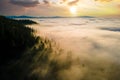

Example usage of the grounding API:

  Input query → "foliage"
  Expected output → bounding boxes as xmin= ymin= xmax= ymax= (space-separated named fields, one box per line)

xmin=0 ymin=16 xmax=39 ymax=65
xmin=15 ymin=19 xmax=37 ymax=25
xmin=0 ymin=16 xmax=73 ymax=80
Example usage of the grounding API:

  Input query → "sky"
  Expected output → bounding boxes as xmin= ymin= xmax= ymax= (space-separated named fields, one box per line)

xmin=0 ymin=0 xmax=120 ymax=17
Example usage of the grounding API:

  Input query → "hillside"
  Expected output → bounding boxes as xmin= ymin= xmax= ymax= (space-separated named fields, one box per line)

xmin=0 ymin=16 xmax=38 ymax=65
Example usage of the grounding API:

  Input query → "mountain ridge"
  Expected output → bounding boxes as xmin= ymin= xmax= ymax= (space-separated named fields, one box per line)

xmin=6 ymin=15 xmax=95 ymax=18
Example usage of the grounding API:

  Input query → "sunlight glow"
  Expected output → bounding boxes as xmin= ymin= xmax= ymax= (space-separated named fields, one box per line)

xmin=70 ymin=6 xmax=77 ymax=14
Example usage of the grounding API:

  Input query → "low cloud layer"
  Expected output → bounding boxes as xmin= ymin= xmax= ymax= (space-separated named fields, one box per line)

xmin=27 ymin=17 xmax=120 ymax=80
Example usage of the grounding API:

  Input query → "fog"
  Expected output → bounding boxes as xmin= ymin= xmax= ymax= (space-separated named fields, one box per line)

xmin=28 ymin=17 xmax=120 ymax=80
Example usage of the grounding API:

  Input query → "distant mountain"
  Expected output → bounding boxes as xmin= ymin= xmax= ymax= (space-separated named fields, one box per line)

xmin=6 ymin=15 xmax=38 ymax=19
xmin=39 ymin=16 xmax=64 ymax=18
xmin=76 ymin=16 xmax=95 ymax=18
xmin=6 ymin=15 xmax=95 ymax=19
xmin=6 ymin=15 xmax=63 ymax=19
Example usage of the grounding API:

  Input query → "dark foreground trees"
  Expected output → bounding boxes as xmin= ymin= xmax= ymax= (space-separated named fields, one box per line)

xmin=0 ymin=16 xmax=72 ymax=80
xmin=0 ymin=16 xmax=38 ymax=65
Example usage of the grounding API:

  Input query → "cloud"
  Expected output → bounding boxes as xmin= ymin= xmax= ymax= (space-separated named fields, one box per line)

xmin=43 ymin=0 xmax=51 ymax=5
xmin=0 ymin=0 xmax=119 ymax=16
xmin=43 ymin=0 xmax=49 ymax=4
xmin=68 ymin=0 xmax=80 ymax=6
xmin=0 ymin=0 xmax=8 ymax=7
xmin=100 ymin=27 xmax=120 ymax=32
xmin=94 ymin=0 xmax=113 ymax=2
xmin=117 ymin=4 xmax=120 ymax=9
xmin=10 ymin=0 xmax=40 ymax=7
xmin=0 ymin=0 xmax=26 ymax=15
xmin=60 ymin=0 xmax=80 ymax=6
xmin=62 ymin=0 xmax=67 ymax=2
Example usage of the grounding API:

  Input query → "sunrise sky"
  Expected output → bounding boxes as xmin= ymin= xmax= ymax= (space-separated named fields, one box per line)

xmin=0 ymin=0 xmax=120 ymax=17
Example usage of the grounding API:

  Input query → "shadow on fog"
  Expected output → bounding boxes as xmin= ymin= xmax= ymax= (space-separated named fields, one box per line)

xmin=69 ymin=23 xmax=87 ymax=26
xmin=100 ymin=27 xmax=120 ymax=32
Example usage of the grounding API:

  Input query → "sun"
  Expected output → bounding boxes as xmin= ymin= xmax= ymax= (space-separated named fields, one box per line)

xmin=69 ymin=6 xmax=77 ymax=14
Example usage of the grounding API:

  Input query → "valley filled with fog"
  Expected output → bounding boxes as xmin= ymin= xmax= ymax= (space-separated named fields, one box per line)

xmin=29 ymin=17 xmax=120 ymax=80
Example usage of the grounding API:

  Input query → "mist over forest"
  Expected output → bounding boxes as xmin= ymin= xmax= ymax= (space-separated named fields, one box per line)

xmin=0 ymin=16 xmax=120 ymax=80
